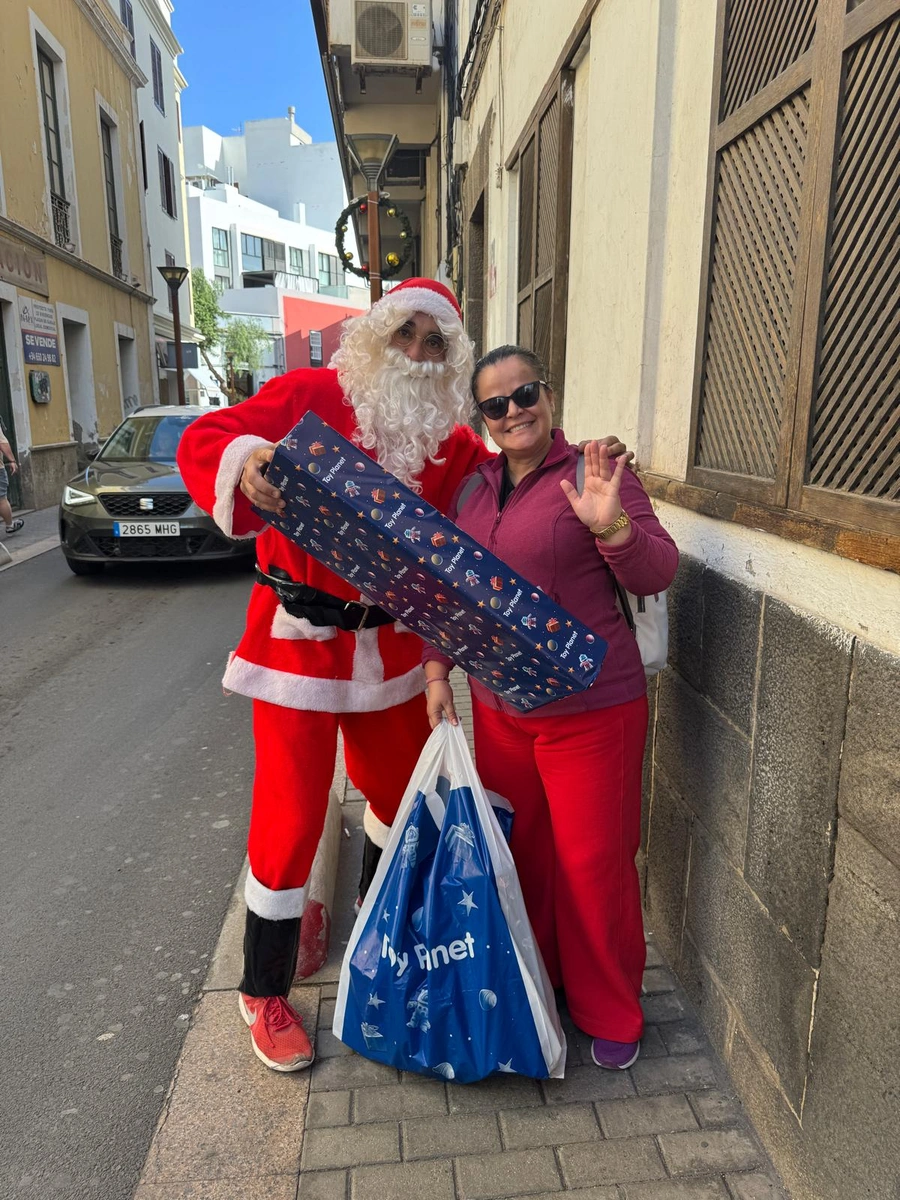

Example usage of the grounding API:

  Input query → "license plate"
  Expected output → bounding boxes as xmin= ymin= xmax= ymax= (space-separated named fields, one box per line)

xmin=113 ymin=520 xmax=180 ymax=537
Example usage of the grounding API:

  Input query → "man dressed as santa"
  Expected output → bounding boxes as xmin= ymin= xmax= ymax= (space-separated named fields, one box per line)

xmin=178 ymin=277 xmax=622 ymax=1073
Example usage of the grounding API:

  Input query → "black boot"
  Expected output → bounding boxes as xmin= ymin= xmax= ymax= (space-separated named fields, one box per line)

xmin=358 ymin=833 xmax=383 ymax=905
xmin=239 ymin=909 xmax=301 ymax=998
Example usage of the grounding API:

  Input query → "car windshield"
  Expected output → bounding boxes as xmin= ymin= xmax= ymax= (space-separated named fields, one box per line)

xmin=99 ymin=414 xmax=198 ymax=464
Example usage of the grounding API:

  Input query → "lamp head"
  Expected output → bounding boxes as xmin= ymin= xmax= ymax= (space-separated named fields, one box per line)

xmin=157 ymin=264 xmax=189 ymax=290
xmin=345 ymin=133 xmax=399 ymax=191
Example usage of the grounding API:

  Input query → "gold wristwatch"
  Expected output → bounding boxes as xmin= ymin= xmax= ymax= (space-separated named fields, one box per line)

xmin=592 ymin=512 xmax=630 ymax=541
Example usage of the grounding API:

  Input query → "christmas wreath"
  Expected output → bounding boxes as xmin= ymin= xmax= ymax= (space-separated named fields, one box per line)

xmin=335 ymin=196 xmax=415 ymax=281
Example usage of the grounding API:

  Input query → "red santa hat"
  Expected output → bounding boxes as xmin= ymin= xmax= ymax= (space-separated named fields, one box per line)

xmin=375 ymin=277 xmax=463 ymax=328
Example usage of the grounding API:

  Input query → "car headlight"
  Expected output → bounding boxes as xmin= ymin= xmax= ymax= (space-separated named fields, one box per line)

xmin=62 ymin=485 xmax=96 ymax=507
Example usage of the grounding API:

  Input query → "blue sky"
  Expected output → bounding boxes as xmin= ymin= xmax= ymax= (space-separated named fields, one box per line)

xmin=174 ymin=1 xmax=335 ymax=142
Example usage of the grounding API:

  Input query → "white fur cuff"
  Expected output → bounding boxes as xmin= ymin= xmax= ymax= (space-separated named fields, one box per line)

xmin=363 ymin=803 xmax=392 ymax=849
xmin=212 ymin=434 xmax=273 ymax=537
xmin=245 ymin=869 xmax=308 ymax=920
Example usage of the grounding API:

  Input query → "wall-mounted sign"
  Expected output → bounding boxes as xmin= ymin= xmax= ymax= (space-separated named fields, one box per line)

xmin=19 ymin=296 xmax=60 ymax=366
xmin=0 ymin=235 xmax=49 ymax=297
xmin=309 ymin=329 xmax=323 ymax=368
xmin=29 ymin=370 xmax=51 ymax=404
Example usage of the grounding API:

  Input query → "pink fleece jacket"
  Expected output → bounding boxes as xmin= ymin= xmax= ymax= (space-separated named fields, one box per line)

xmin=423 ymin=429 xmax=679 ymax=717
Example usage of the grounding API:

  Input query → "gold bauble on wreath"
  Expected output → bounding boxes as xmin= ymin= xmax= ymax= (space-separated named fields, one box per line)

xmin=334 ymin=196 xmax=415 ymax=280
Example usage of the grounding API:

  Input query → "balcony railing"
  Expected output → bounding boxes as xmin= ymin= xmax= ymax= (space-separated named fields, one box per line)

xmin=51 ymin=192 xmax=71 ymax=248
xmin=110 ymin=234 xmax=123 ymax=279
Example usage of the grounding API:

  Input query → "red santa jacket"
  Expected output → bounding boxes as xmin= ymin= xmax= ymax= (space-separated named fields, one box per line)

xmin=177 ymin=368 xmax=491 ymax=713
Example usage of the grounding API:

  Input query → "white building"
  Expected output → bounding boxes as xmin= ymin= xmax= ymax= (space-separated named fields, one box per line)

xmin=107 ymin=0 xmax=196 ymax=404
xmin=183 ymin=111 xmax=346 ymax=231
xmin=185 ymin=179 xmax=368 ymax=402
xmin=185 ymin=180 xmax=352 ymax=299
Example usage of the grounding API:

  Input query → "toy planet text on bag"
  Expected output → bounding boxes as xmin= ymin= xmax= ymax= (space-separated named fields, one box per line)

xmin=333 ymin=721 xmax=566 ymax=1082
xmin=256 ymin=412 xmax=606 ymax=712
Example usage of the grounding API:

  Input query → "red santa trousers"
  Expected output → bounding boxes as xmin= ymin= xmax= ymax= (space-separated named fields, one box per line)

xmin=472 ymin=694 xmax=649 ymax=1042
xmin=247 ymin=694 xmax=431 ymax=913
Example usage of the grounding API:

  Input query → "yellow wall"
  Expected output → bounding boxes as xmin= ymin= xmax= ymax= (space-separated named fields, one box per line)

xmin=1 ymin=0 xmax=155 ymax=506
xmin=15 ymin=258 xmax=154 ymax=445
xmin=3 ymin=0 xmax=147 ymax=286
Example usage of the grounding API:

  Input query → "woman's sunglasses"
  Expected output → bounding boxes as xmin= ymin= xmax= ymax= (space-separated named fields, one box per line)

xmin=391 ymin=323 xmax=448 ymax=359
xmin=476 ymin=380 xmax=548 ymax=421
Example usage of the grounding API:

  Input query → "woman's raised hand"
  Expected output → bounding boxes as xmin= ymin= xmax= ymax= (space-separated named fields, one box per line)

xmin=560 ymin=440 xmax=628 ymax=535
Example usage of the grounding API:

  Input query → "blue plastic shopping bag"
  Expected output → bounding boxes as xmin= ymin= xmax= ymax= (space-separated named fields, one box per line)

xmin=333 ymin=722 xmax=566 ymax=1082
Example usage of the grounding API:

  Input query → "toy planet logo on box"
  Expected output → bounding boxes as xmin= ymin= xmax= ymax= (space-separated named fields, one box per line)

xmin=256 ymin=412 xmax=606 ymax=712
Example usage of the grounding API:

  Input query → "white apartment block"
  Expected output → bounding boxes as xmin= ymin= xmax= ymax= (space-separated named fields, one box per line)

xmin=108 ymin=0 xmax=195 ymax=403
xmin=183 ymin=111 xmax=346 ymax=231
xmin=185 ymin=180 xmax=352 ymax=299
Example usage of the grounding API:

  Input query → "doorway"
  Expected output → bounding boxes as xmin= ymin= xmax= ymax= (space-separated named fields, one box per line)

xmin=61 ymin=314 xmax=97 ymax=467
xmin=117 ymin=331 xmax=139 ymax=415
xmin=0 ymin=315 xmax=22 ymax=508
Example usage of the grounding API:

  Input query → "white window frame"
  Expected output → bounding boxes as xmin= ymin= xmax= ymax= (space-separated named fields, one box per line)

xmin=29 ymin=11 xmax=81 ymax=254
xmin=95 ymin=93 xmax=128 ymax=280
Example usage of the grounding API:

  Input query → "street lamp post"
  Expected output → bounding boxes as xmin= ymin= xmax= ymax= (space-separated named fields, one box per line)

xmin=157 ymin=264 xmax=190 ymax=406
xmin=345 ymin=133 xmax=398 ymax=303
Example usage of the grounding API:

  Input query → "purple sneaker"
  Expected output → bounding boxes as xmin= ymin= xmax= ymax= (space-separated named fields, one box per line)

xmin=591 ymin=1037 xmax=640 ymax=1070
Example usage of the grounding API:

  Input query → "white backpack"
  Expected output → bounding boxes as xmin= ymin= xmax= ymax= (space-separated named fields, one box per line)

xmin=456 ymin=460 xmax=669 ymax=677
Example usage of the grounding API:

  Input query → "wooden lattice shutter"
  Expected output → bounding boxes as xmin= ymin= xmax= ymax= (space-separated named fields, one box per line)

xmin=790 ymin=4 xmax=900 ymax=533
xmin=514 ymin=73 xmax=574 ymax=410
xmin=691 ymin=0 xmax=900 ymax=536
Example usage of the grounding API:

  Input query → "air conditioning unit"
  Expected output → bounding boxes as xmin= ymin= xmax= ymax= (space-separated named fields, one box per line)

xmin=351 ymin=1 xmax=432 ymax=69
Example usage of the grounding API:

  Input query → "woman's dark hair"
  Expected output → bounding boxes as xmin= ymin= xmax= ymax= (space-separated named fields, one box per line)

xmin=471 ymin=345 xmax=549 ymax=399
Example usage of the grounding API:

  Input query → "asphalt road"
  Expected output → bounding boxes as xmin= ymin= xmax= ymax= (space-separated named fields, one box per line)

xmin=0 ymin=549 xmax=255 ymax=1199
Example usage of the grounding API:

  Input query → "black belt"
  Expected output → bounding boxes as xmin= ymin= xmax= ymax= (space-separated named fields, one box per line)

xmin=256 ymin=566 xmax=394 ymax=632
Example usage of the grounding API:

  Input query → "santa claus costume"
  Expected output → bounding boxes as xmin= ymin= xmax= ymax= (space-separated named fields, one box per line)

xmin=177 ymin=278 xmax=490 ymax=1069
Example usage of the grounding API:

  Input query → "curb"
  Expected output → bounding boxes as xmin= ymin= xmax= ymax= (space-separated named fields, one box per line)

xmin=0 ymin=535 xmax=60 ymax=573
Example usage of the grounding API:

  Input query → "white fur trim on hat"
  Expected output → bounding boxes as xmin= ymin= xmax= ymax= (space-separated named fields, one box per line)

xmin=222 ymin=654 xmax=425 ymax=713
xmin=363 ymin=803 xmax=392 ymax=849
xmin=212 ymin=434 xmax=273 ymax=538
xmin=377 ymin=287 xmax=461 ymax=329
xmin=244 ymin=869 xmax=307 ymax=920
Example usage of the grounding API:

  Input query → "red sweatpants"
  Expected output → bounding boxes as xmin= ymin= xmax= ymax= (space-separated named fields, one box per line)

xmin=248 ymin=693 xmax=431 ymax=896
xmin=472 ymin=694 xmax=649 ymax=1042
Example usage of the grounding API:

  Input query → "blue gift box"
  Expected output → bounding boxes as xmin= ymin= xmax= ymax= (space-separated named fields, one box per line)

xmin=257 ymin=412 xmax=606 ymax=712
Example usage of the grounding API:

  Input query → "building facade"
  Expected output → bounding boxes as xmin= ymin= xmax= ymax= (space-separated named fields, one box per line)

xmin=312 ymin=2 xmax=900 ymax=1197
xmin=0 ymin=0 xmax=157 ymax=508
xmin=106 ymin=0 xmax=196 ymax=406
xmin=184 ymin=131 xmax=368 ymax=401
xmin=184 ymin=111 xmax=347 ymax=232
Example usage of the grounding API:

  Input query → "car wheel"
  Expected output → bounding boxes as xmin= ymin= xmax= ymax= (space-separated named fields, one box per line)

xmin=65 ymin=556 xmax=105 ymax=576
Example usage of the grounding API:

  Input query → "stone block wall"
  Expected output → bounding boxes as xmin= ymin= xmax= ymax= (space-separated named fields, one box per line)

xmin=643 ymin=554 xmax=900 ymax=1200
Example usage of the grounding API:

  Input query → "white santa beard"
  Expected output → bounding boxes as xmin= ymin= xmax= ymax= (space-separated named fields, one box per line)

xmin=348 ymin=348 xmax=470 ymax=488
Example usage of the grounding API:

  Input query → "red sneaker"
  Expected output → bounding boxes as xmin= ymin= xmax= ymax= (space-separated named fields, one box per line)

xmin=238 ymin=993 xmax=315 ymax=1072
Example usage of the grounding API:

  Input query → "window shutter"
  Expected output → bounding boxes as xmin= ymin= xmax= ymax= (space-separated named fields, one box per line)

xmin=514 ymin=72 xmax=574 ymax=414
xmin=690 ymin=0 xmax=900 ymax=536
xmin=804 ymin=14 xmax=900 ymax=510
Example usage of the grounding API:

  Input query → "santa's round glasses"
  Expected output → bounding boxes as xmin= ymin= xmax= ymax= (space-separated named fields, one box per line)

xmin=391 ymin=323 xmax=448 ymax=359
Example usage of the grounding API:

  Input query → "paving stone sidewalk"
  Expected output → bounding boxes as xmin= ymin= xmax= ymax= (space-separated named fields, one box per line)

xmin=135 ymin=678 xmax=789 ymax=1200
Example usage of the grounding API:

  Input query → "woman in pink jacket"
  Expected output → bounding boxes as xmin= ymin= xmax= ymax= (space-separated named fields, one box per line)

xmin=424 ymin=345 xmax=678 ymax=1071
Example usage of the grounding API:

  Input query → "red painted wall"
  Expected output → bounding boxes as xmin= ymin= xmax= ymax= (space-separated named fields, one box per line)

xmin=282 ymin=295 xmax=367 ymax=372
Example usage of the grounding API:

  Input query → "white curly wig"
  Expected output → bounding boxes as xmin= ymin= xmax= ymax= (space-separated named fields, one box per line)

xmin=330 ymin=289 xmax=475 ymax=490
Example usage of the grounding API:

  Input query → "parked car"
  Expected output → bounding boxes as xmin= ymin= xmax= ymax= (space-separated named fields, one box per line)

xmin=59 ymin=405 xmax=255 ymax=575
